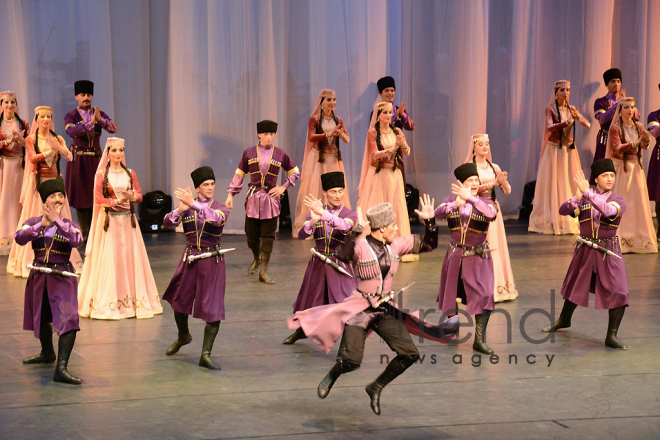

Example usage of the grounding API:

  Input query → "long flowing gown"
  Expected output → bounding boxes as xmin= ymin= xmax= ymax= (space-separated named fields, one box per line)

xmin=0 ymin=119 xmax=27 ymax=254
xmin=528 ymin=106 xmax=581 ymax=235
xmin=357 ymin=128 xmax=410 ymax=237
xmin=476 ymin=163 xmax=518 ymax=302
xmin=292 ymin=115 xmax=350 ymax=234
xmin=77 ymin=167 xmax=163 ymax=319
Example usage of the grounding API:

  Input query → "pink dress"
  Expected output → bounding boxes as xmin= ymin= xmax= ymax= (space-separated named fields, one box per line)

xmin=357 ymin=128 xmax=410 ymax=237
xmin=528 ymin=105 xmax=585 ymax=235
xmin=292 ymin=115 xmax=350 ymax=234
xmin=608 ymin=122 xmax=657 ymax=253
xmin=476 ymin=163 xmax=518 ymax=302
xmin=6 ymin=134 xmax=83 ymax=277
xmin=77 ymin=167 xmax=163 ymax=319
xmin=0 ymin=119 xmax=28 ymax=254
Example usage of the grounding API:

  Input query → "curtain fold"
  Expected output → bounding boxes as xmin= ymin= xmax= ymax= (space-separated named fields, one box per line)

xmin=1 ymin=0 xmax=658 ymax=231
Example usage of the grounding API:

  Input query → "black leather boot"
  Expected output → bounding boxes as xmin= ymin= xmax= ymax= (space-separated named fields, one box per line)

xmin=247 ymin=241 xmax=260 ymax=274
xmin=282 ymin=327 xmax=307 ymax=345
xmin=366 ymin=355 xmax=417 ymax=415
xmin=605 ymin=306 xmax=628 ymax=350
xmin=259 ymin=252 xmax=275 ymax=284
xmin=53 ymin=331 xmax=82 ymax=385
xmin=473 ymin=311 xmax=494 ymax=355
xmin=543 ymin=299 xmax=578 ymax=332
xmin=318 ymin=359 xmax=356 ymax=399
xmin=166 ymin=312 xmax=193 ymax=355
xmin=23 ymin=322 xmax=56 ymax=364
xmin=199 ymin=322 xmax=221 ymax=370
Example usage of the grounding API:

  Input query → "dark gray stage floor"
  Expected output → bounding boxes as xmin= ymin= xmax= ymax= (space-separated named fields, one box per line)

xmin=1 ymin=221 xmax=659 ymax=440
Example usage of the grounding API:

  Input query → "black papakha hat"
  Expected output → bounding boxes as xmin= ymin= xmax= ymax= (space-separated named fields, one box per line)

xmin=74 ymin=80 xmax=94 ymax=96
xmin=377 ymin=76 xmax=396 ymax=94
xmin=603 ymin=68 xmax=622 ymax=86
xmin=191 ymin=166 xmax=215 ymax=188
xmin=38 ymin=179 xmax=66 ymax=203
xmin=257 ymin=120 xmax=278 ymax=134
xmin=321 ymin=171 xmax=345 ymax=191
xmin=454 ymin=163 xmax=479 ymax=183
xmin=591 ymin=159 xmax=616 ymax=179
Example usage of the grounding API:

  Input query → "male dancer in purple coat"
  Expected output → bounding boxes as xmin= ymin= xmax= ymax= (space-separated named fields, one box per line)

xmin=64 ymin=80 xmax=118 ymax=241
xmin=162 ymin=166 xmax=230 ymax=369
xmin=590 ymin=69 xmax=639 ymax=184
xmin=283 ymin=171 xmax=357 ymax=345
xmin=226 ymin=120 xmax=300 ymax=284
xmin=435 ymin=163 xmax=498 ymax=355
xmin=16 ymin=179 xmax=83 ymax=384
xmin=543 ymin=160 xmax=629 ymax=349
xmin=374 ymin=76 xmax=415 ymax=131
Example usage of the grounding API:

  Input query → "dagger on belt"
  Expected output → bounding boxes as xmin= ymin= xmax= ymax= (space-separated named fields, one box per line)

xmin=28 ymin=264 xmax=80 ymax=278
xmin=187 ymin=247 xmax=236 ymax=264
xmin=372 ymin=281 xmax=416 ymax=307
xmin=310 ymin=248 xmax=353 ymax=278
xmin=576 ymin=235 xmax=622 ymax=260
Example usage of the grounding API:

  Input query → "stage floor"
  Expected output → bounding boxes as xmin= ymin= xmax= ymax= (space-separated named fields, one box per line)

xmin=1 ymin=221 xmax=659 ymax=440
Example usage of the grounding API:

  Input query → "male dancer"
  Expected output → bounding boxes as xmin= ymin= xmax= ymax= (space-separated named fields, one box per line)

xmin=435 ymin=163 xmax=499 ymax=355
xmin=283 ymin=171 xmax=357 ymax=345
xmin=375 ymin=76 xmax=414 ymax=131
xmin=162 ymin=166 xmax=230 ymax=369
xmin=590 ymin=68 xmax=639 ymax=183
xmin=64 ymin=80 xmax=118 ymax=241
xmin=543 ymin=161 xmax=629 ymax=349
xmin=226 ymin=120 xmax=300 ymax=284
xmin=304 ymin=197 xmax=457 ymax=415
xmin=16 ymin=179 xmax=83 ymax=384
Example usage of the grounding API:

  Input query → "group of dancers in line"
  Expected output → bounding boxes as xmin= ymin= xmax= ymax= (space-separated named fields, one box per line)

xmin=0 ymin=71 xmax=654 ymax=414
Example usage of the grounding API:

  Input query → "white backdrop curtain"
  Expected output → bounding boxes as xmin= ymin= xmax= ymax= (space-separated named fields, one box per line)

xmin=1 ymin=0 xmax=659 ymax=233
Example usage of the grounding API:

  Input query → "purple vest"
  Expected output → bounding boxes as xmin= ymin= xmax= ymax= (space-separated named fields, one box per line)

xmin=181 ymin=200 xmax=229 ymax=249
xmin=311 ymin=206 xmax=357 ymax=254
xmin=240 ymin=146 xmax=295 ymax=189
xmin=577 ymin=193 xmax=624 ymax=240
xmin=446 ymin=204 xmax=494 ymax=247
xmin=23 ymin=217 xmax=75 ymax=264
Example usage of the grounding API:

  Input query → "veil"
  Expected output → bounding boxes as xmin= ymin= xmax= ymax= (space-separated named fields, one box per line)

xmin=357 ymin=100 xmax=392 ymax=203
xmin=85 ymin=137 xmax=126 ymax=254
xmin=605 ymin=96 xmax=635 ymax=159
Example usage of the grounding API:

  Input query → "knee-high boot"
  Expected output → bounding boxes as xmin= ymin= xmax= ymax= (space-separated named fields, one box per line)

xmin=366 ymin=354 xmax=417 ymax=415
xmin=23 ymin=321 xmax=56 ymax=364
xmin=282 ymin=327 xmax=307 ymax=345
xmin=54 ymin=331 xmax=82 ymax=385
xmin=473 ymin=310 xmax=494 ymax=355
xmin=317 ymin=358 xmax=357 ymax=399
xmin=542 ymin=299 xmax=578 ymax=332
xmin=199 ymin=321 xmax=221 ymax=370
xmin=605 ymin=306 xmax=628 ymax=350
xmin=166 ymin=312 xmax=192 ymax=355
xmin=247 ymin=240 xmax=261 ymax=275
xmin=259 ymin=252 xmax=274 ymax=284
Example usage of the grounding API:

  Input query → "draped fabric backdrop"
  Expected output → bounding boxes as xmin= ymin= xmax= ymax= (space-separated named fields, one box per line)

xmin=1 ymin=0 xmax=659 ymax=233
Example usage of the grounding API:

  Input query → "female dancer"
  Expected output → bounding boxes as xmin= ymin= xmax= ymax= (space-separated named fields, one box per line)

xmin=78 ymin=137 xmax=163 ymax=319
xmin=466 ymin=133 xmax=517 ymax=302
xmin=528 ymin=80 xmax=590 ymax=235
xmin=7 ymin=106 xmax=82 ymax=277
xmin=606 ymin=97 xmax=656 ymax=253
xmin=357 ymin=101 xmax=410 ymax=237
xmin=0 ymin=91 xmax=29 ymax=254
xmin=292 ymin=89 xmax=350 ymax=234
